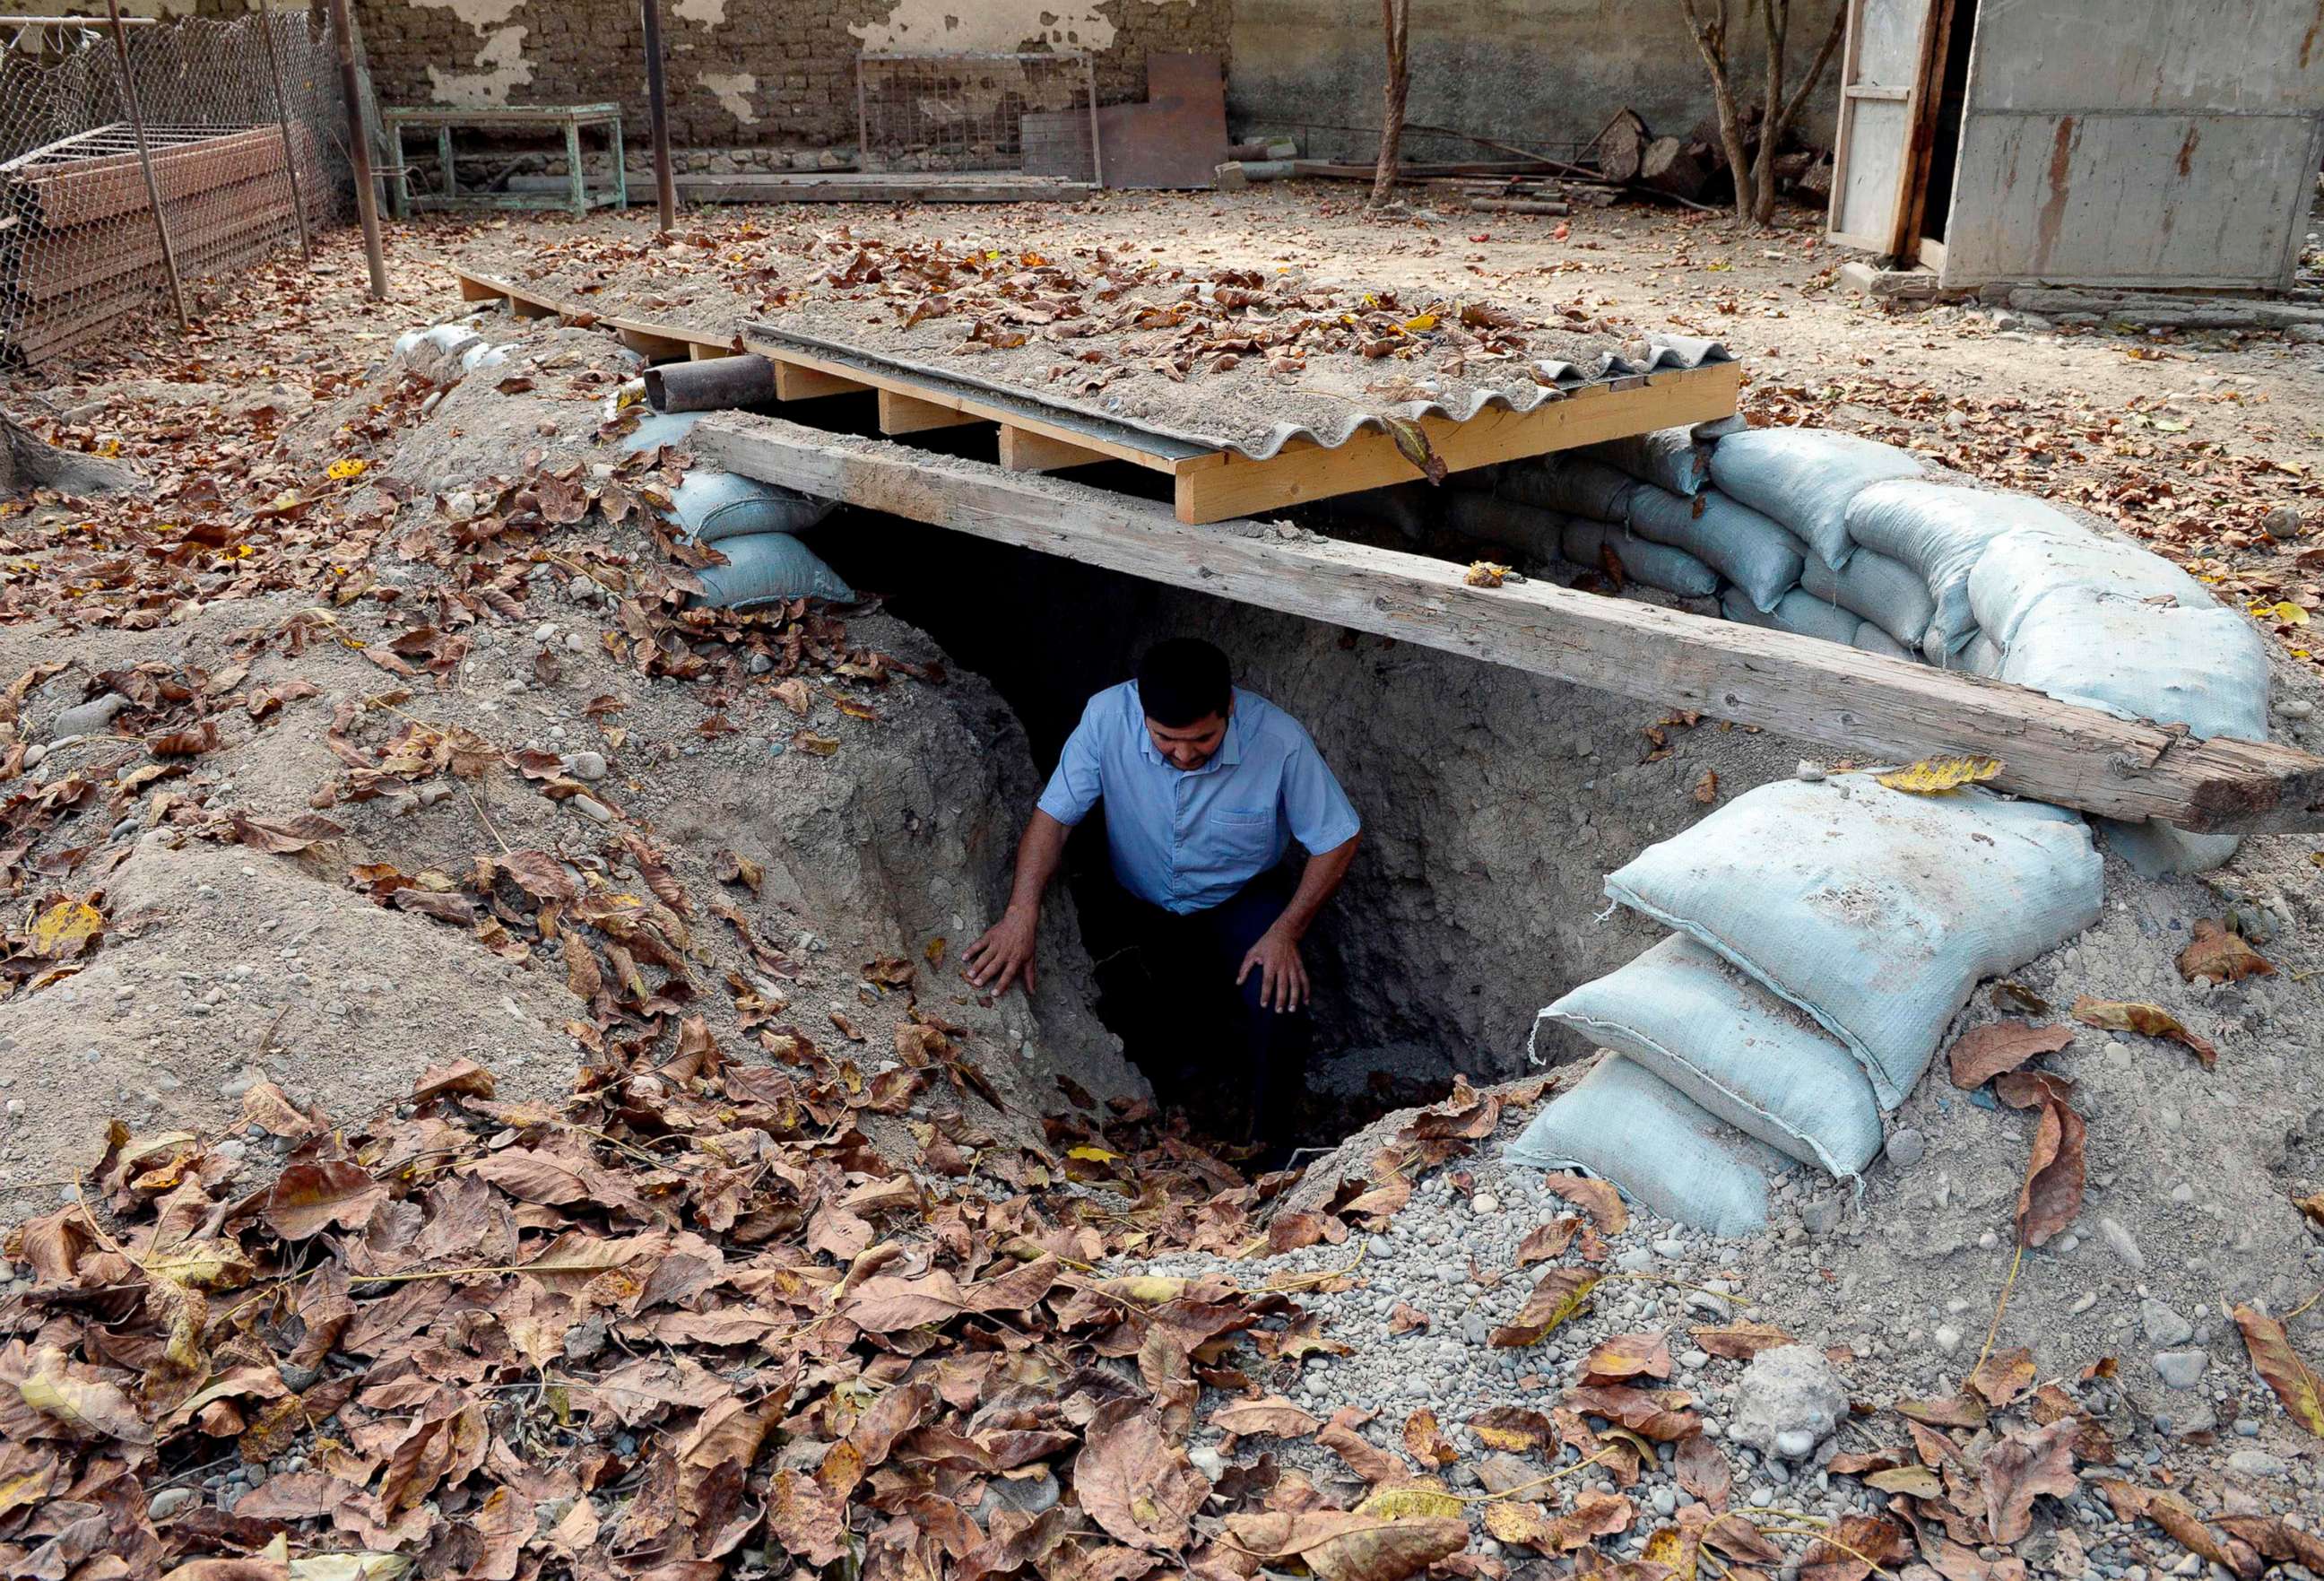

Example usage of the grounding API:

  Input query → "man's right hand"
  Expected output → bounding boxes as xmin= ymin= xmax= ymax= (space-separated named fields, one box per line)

xmin=963 ymin=906 xmax=1039 ymax=995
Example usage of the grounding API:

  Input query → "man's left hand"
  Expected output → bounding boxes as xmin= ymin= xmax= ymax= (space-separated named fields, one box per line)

xmin=1236 ymin=925 xmax=1308 ymax=1013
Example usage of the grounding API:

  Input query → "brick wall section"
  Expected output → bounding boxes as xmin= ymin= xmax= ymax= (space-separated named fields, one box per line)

xmin=344 ymin=0 xmax=1232 ymax=157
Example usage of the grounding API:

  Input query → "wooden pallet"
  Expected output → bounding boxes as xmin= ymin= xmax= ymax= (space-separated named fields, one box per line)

xmin=450 ymin=263 xmax=1740 ymax=523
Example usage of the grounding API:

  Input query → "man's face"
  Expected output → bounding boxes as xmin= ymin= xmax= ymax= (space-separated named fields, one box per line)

xmin=1144 ymin=710 xmax=1227 ymax=771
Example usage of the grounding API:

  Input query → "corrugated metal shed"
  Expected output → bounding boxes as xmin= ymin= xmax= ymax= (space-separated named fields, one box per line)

xmin=1829 ymin=0 xmax=2324 ymax=291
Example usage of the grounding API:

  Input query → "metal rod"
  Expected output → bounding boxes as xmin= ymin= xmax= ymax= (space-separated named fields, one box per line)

xmin=103 ymin=0 xmax=187 ymax=331
xmin=326 ymin=0 xmax=386 ymax=299
xmin=252 ymin=0 xmax=312 ymax=264
xmin=638 ymin=0 xmax=677 ymax=232
xmin=1082 ymin=50 xmax=1104 ymax=189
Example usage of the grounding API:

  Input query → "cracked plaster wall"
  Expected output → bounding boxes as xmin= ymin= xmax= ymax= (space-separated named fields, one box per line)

xmin=346 ymin=0 xmax=1228 ymax=152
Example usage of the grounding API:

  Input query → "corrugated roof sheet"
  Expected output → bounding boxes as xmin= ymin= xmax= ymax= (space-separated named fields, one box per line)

xmin=745 ymin=326 xmax=1734 ymax=465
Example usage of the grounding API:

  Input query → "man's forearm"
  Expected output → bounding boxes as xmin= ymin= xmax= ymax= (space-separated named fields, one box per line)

xmin=1003 ymin=809 xmax=1072 ymax=916
xmin=1271 ymin=834 xmax=1359 ymax=942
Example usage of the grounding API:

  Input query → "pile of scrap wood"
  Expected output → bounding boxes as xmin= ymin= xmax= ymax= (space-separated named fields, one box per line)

xmin=1213 ymin=107 xmax=1831 ymax=210
xmin=0 ymin=121 xmax=322 ymax=365
xmin=1587 ymin=105 xmax=1832 ymax=207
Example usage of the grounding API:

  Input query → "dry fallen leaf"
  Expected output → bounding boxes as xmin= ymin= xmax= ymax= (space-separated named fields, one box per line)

xmin=1490 ymin=1266 xmax=1600 ymax=1347
xmin=2233 ymin=1304 xmax=2324 ymax=1437
xmin=1947 ymin=1019 xmax=2073 ymax=1088
xmin=2071 ymin=995 xmax=2217 ymax=1069
xmin=2175 ymin=917 xmax=2274 ymax=985
xmin=1876 ymin=756 xmax=2003 ymax=795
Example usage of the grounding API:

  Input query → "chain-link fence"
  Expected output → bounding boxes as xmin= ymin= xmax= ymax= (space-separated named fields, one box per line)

xmin=1 ymin=10 xmax=350 ymax=367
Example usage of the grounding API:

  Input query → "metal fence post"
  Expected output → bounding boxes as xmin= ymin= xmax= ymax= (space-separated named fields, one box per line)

xmin=639 ymin=0 xmax=677 ymax=232
xmin=103 ymin=0 xmax=188 ymax=330
xmin=252 ymin=0 xmax=313 ymax=264
xmin=325 ymin=0 xmax=387 ymax=299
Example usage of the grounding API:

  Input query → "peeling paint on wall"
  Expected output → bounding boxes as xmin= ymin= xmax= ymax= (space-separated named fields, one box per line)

xmin=427 ymin=25 xmax=533 ymax=105
xmin=849 ymin=0 xmax=1188 ymax=54
xmin=411 ymin=0 xmax=528 ymax=34
xmin=698 ymin=70 xmax=760 ymax=124
xmin=672 ymin=0 xmax=728 ymax=23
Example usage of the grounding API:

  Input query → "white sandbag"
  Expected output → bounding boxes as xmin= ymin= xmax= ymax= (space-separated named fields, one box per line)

xmin=1843 ymin=480 xmax=2042 ymax=659
xmin=622 ymin=409 xmax=837 ymax=541
xmin=1719 ymin=586 xmax=1857 ymax=645
xmin=691 ymin=533 xmax=857 ymax=610
xmin=1799 ymin=547 xmax=1936 ymax=647
xmin=1967 ymin=521 xmax=2212 ymax=647
xmin=2094 ymin=819 xmax=2242 ymax=879
xmin=1561 ymin=517 xmax=1721 ymax=599
xmin=1626 ymin=485 xmax=1806 ymax=613
xmin=1706 ymin=429 xmax=1923 ymax=569
xmin=1581 ymin=425 xmax=1713 ymax=497
xmin=1956 ymin=632 xmax=2004 ymax=675
xmin=1534 ymin=936 xmax=1884 ymax=1178
xmin=1442 ymin=491 xmax=1562 ymax=562
xmin=1853 ymin=621 xmax=1914 ymax=660
xmin=1770 ymin=588 xmax=1862 ymax=645
xmin=1497 ymin=455 xmax=1640 ymax=522
xmin=1601 ymin=776 xmax=2103 ymax=1108
xmin=1998 ymin=587 xmax=2268 ymax=742
xmin=1504 ymin=1054 xmax=1783 ymax=1238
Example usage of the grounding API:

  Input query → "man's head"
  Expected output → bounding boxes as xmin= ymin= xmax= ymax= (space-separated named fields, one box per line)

xmin=1136 ymin=638 xmax=1231 ymax=770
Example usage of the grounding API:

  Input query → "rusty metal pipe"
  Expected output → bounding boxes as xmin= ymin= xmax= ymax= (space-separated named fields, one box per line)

xmin=644 ymin=354 xmax=779 ymax=413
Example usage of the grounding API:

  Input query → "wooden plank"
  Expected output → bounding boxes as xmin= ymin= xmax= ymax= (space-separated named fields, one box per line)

xmin=688 ymin=342 xmax=739 ymax=361
xmin=1170 ymin=361 xmax=1739 ymax=524
xmin=691 ymin=413 xmax=2324 ymax=836
xmin=617 ymin=324 xmax=694 ymax=361
xmin=998 ymin=424 xmax=1111 ymax=473
xmin=879 ymin=388 xmax=985 ymax=435
xmin=458 ymin=274 xmax=503 ymax=302
xmin=507 ymin=291 xmax=556 ymax=320
xmin=772 ymin=359 xmax=871 ymax=400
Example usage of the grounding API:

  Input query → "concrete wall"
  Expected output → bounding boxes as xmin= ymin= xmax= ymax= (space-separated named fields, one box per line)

xmin=1227 ymin=0 xmax=1844 ymax=163
xmin=338 ymin=0 xmax=1230 ymax=155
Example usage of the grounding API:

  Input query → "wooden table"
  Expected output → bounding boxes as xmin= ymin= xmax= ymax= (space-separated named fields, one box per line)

xmin=384 ymin=103 xmax=626 ymax=218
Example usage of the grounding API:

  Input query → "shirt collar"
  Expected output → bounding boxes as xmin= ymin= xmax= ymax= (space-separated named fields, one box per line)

xmin=1132 ymin=686 xmax=1244 ymax=773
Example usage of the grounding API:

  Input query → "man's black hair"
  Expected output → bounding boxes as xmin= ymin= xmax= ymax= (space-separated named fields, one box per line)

xmin=1135 ymin=638 xmax=1231 ymax=728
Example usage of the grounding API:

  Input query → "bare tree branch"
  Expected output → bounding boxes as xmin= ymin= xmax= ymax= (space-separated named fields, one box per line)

xmin=1370 ymin=0 xmax=1413 ymax=209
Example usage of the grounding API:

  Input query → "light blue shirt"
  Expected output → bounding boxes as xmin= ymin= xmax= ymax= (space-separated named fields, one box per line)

xmin=1036 ymin=682 xmax=1361 ymax=915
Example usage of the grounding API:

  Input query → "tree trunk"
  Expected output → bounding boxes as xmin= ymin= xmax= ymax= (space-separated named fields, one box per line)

xmin=1641 ymin=135 xmax=1712 ymax=201
xmin=0 ymin=413 xmax=138 ymax=499
xmin=1370 ymin=0 xmax=1412 ymax=208
xmin=1676 ymin=0 xmax=1755 ymax=224
xmin=1755 ymin=0 xmax=1847 ymax=222
xmin=1596 ymin=109 xmax=1651 ymax=184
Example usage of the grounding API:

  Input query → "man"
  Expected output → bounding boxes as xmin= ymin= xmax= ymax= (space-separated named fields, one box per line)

xmin=964 ymin=638 xmax=1361 ymax=1152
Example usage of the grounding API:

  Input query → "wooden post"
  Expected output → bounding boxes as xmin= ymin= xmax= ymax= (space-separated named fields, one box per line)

xmin=103 ymin=0 xmax=186 ymax=331
xmin=639 ymin=0 xmax=678 ymax=231
xmin=326 ymin=0 xmax=387 ymax=300
xmin=251 ymin=0 xmax=312 ymax=263
xmin=1082 ymin=50 xmax=1104 ymax=188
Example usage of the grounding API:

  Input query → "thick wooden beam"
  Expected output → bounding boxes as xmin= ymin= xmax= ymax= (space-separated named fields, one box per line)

xmin=693 ymin=413 xmax=2324 ymax=836
xmin=999 ymin=424 xmax=1110 ymax=473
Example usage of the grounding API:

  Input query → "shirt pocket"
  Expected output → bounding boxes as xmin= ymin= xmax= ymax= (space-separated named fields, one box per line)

xmin=1205 ymin=808 xmax=1277 ymax=855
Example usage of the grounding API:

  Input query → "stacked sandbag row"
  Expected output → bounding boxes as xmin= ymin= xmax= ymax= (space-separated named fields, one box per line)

xmin=1506 ymin=776 xmax=2104 ymax=1236
xmin=621 ymin=411 xmax=854 ymax=611
xmin=1498 ymin=423 xmax=2277 ymax=1232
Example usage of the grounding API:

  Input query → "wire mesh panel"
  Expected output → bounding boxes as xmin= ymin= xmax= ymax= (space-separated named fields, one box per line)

xmin=855 ymin=51 xmax=1095 ymax=176
xmin=0 ymin=12 xmax=347 ymax=368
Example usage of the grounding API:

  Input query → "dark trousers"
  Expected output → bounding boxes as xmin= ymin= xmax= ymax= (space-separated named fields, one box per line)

xmin=1123 ymin=866 xmax=1310 ymax=1147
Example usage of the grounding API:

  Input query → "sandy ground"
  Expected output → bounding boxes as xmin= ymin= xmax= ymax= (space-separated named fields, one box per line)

xmin=0 ymin=191 xmax=2319 ymax=1563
